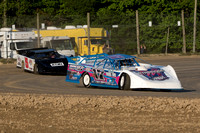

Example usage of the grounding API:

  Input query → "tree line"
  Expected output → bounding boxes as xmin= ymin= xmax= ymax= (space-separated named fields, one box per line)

xmin=0 ymin=0 xmax=199 ymax=54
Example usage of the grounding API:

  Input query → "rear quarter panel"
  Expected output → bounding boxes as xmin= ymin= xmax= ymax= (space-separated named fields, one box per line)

xmin=17 ymin=54 xmax=35 ymax=72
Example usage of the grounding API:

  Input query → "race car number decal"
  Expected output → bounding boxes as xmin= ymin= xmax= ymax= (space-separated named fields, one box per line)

xmin=50 ymin=62 xmax=64 ymax=67
xmin=25 ymin=57 xmax=29 ymax=68
xmin=93 ymin=69 xmax=104 ymax=80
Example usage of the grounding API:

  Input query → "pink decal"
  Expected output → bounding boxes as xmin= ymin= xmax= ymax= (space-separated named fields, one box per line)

xmin=116 ymin=76 xmax=120 ymax=84
xmin=88 ymin=72 xmax=93 ymax=77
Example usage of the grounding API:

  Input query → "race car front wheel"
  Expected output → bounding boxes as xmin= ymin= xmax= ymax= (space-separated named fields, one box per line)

xmin=119 ymin=73 xmax=130 ymax=90
xmin=82 ymin=73 xmax=91 ymax=88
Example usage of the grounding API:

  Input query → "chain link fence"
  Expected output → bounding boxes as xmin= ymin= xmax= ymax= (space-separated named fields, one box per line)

xmin=1 ymin=12 xmax=199 ymax=55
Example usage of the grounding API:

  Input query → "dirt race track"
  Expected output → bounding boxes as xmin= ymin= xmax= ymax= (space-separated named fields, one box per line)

xmin=0 ymin=55 xmax=200 ymax=133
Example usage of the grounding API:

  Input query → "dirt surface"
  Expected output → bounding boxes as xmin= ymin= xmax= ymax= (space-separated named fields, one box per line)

xmin=0 ymin=55 xmax=200 ymax=132
xmin=1 ymin=93 xmax=200 ymax=133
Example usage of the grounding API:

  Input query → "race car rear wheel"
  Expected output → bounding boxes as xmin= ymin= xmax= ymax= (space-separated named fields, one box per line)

xmin=82 ymin=73 xmax=91 ymax=88
xmin=34 ymin=64 xmax=39 ymax=74
xmin=21 ymin=62 xmax=25 ymax=72
xmin=119 ymin=73 xmax=130 ymax=90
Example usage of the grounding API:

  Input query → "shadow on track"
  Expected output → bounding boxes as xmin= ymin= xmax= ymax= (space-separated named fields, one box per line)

xmin=84 ymin=86 xmax=195 ymax=93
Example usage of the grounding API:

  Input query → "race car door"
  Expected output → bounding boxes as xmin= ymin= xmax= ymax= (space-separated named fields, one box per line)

xmin=93 ymin=59 xmax=118 ymax=86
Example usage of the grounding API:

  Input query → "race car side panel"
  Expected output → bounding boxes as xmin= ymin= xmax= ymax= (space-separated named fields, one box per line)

xmin=90 ymin=69 xmax=120 ymax=88
xmin=17 ymin=54 xmax=35 ymax=72
xmin=66 ymin=64 xmax=121 ymax=88
xmin=66 ymin=64 xmax=85 ymax=83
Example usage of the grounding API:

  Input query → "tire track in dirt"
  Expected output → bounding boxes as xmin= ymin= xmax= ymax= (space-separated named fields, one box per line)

xmin=2 ymin=77 xmax=48 ymax=92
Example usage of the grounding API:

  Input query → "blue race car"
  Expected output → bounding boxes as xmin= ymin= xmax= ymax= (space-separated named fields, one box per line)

xmin=66 ymin=54 xmax=182 ymax=90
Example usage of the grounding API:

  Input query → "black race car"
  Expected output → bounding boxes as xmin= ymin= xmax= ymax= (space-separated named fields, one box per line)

xmin=17 ymin=48 xmax=68 ymax=74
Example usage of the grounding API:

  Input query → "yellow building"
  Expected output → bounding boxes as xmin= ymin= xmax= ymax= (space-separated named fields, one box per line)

xmin=35 ymin=27 xmax=109 ymax=56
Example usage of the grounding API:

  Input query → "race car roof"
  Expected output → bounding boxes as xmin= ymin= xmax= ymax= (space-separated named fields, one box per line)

xmin=67 ymin=54 xmax=136 ymax=65
xmin=30 ymin=48 xmax=55 ymax=53
xmin=106 ymin=54 xmax=136 ymax=60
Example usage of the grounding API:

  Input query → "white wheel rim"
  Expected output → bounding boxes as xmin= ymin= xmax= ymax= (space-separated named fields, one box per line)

xmin=84 ymin=74 xmax=90 ymax=85
xmin=120 ymin=76 xmax=125 ymax=87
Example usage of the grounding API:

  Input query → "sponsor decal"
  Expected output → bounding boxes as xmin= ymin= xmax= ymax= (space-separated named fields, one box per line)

xmin=17 ymin=56 xmax=21 ymax=66
xmin=69 ymin=65 xmax=78 ymax=68
xmin=69 ymin=65 xmax=84 ymax=71
xmin=50 ymin=62 xmax=64 ymax=67
xmin=139 ymin=68 xmax=168 ymax=81
xmin=76 ymin=66 xmax=84 ymax=71
xmin=106 ymin=72 xmax=117 ymax=77
xmin=70 ymin=76 xmax=78 ymax=80
xmin=140 ymin=70 xmax=164 ymax=74
xmin=29 ymin=59 xmax=32 ymax=67
xmin=68 ymin=71 xmax=80 ymax=80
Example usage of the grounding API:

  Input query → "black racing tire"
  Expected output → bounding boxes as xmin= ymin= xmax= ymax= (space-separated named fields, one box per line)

xmin=21 ymin=62 xmax=25 ymax=72
xmin=81 ymin=73 xmax=91 ymax=88
xmin=34 ymin=64 xmax=39 ymax=74
xmin=119 ymin=73 xmax=131 ymax=90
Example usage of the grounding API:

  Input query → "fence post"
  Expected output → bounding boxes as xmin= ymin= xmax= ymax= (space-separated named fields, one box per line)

xmin=136 ymin=10 xmax=140 ymax=55
xmin=3 ymin=0 xmax=7 ymax=27
xmin=37 ymin=13 xmax=40 ymax=48
xmin=182 ymin=10 xmax=186 ymax=54
xmin=193 ymin=0 xmax=197 ymax=53
xmin=87 ymin=12 xmax=90 ymax=55
xmin=165 ymin=27 xmax=170 ymax=55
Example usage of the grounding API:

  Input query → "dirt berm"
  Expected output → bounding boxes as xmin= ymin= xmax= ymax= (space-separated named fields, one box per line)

xmin=0 ymin=93 xmax=200 ymax=133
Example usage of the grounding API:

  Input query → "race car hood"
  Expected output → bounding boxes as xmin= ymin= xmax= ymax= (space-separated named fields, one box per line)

xmin=124 ymin=65 xmax=182 ymax=90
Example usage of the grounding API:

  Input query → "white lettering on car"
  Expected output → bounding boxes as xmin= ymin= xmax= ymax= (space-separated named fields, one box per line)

xmin=50 ymin=62 xmax=64 ymax=67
